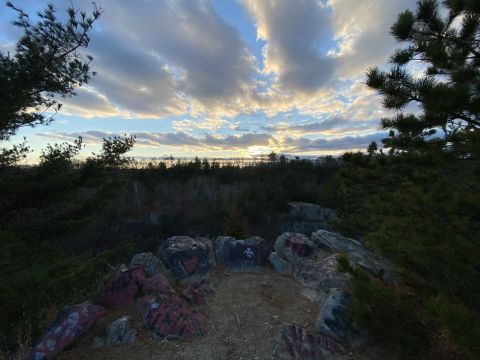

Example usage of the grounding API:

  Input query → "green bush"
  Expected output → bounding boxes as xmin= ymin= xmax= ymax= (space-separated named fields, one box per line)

xmin=337 ymin=152 xmax=480 ymax=358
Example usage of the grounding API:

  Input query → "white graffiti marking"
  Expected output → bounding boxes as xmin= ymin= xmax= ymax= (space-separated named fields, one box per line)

xmin=244 ymin=247 xmax=254 ymax=258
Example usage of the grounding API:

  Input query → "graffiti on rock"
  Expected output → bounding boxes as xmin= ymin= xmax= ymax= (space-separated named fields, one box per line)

xmin=30 ymin=303 xmax=107 ymax=360
xmin=224 ymin=241 xmax=262 ymax=272
xmin=97 ymin=267 xmax=145 ymax=308
xmin=136 ymin=295 xmax=207 ymax=341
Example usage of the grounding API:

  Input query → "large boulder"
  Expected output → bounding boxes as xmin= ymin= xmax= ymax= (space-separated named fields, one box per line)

xmin=269 ymin=252 xmax=293 ymax=274
xmin=157 ymin=236 xmax=212 ymax=281
xmin=272 ymin=324 xmax=347 ymax=360
xmin=311 ymin=230 xmax=363 ymax=253
xmin=91 ymin=316 xmax=137 ymax=348
xmin=311 ymin=230 xmax=396 ymax=282
xmin=275 ymin=232 xmax=320 ymax=265
xmin=294 ymin=254 xmax=351 ymax=291
xmin=222 ymin=236 xmax=264 ymax=272
xmin=196 ymin=237 xmax=217 ymax=268
xmin=315 ymin=289 xmax=367 ymax=347
xmin=130 ymin=252 xmax=167 ymax=277
xmin=141 ymin=274 xmax=176 ymax=296
xmin=198 ymin=274 xmax=216 ymax=295
xmin=106 ymin=316 xmax=136 ymax=347
xmin=214 ymin=236 xmax=236 ymax=263
xmin=30 ymin=303 xmax=107 ymax=360
xmin=182 ymin=285 xmax=207 ymax=305
xmin=285 ymin=202 xmax=337 ymax=234
xmin=97 ymin=266 xmax=145 ymax=308
xmin=136 ymin=295 xmax=207 ymax=341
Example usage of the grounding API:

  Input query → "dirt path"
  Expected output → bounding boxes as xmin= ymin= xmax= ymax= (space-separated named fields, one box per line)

xmin=58 ymin=269 xmax=394 ymax=360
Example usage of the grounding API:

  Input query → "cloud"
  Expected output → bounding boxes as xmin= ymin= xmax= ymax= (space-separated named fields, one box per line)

xmin=282 ymin=132 xmax=387 ymax=152
xmin=37 ymin=128 xmax=385 ymax=154
xmin=243 ymin=0 xmax=335 ymax=92
xmin=59 ymin=87 xmax=126 ymax=118
xmin=4 ymin=0 xmax=423 ymax=157
xmin=18 ymin=0 xmax=258 ymax=120
xmin=172 ymin=117 xmax=227 ymax=132
xmin=83 ymin=30 xmax=185 ymax=118
xmin=95 ymin=0 xmax=257 ymax=110
xmin=263 ymin=116 xmax=380 ymax=137
xmin=328 ymin=0 xmax=417 ymax=77
xmin=37 ymin=130 xmax=273 ymax=150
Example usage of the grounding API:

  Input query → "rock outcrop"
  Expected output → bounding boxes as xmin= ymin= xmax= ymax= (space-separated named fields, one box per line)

xmin=275 ymin=232 xmax=320 ymax=265
xmin=136 ymin=294 xmax=207 ymax=341
xmin=294 ymin=255 xmax=351 ymax=291
xmin=213 ymin=236 xmax=236 ymax=263
xmin=284 ymin=202 xmax=337 ymax=234
xmin=97 ymin=266 xmax=145 ymax=308
xmin=91 ymin=316 xmax=137 ymax=349
xmin=130 ymin=252 xmax=168 ymax=277
xmin=30 ymin=303 xmax=107 ymax=360
xmin=141 ymin=274 xmax=176 ymax=296
xmin=157 ymin=236 xmax=212 ymax=281
xmin=218 ymin=236 xmax=264 ymax=272
xmin=315 ymin=289 xmax=367 ymax=347
xmin=30 ymin=225 xmax=397 ymax=359
xmin=272 ymin=324 xmax=347 ymax=360
xmin=269 ymin=251 xmax=293 ymax=274
xmin=312 ymin=230 xmax=395 ymax=282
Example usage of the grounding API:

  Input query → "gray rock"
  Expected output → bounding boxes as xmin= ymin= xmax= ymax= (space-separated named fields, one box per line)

xmin=106 ymin=316 xmax=136 ymax=346
xmin=300 ymin=287 xmax=329 ymax=304
xmin=269 ymin=252 xmax=293 ymax=274
xmin=91 ymin=316 xmax=136 ymax=349
xmin=130 ymin=252 xmax=167 ymax=277
xmin=311 ymin=230 xmax=363 ymax=253
xmin=197 ymin=237 xmax=217 ymax=268
xmin=315 ymin=289 xmax=367 ymax=347
xmin=91 ymin=336 xmax=105 ymax=349
xmin=157 ymin=236 xmax=212 ymax=280
xmin=294 ymin=254 xmax=351 ymax=290
xmin=122 ymin=329 xmax=137 ymax=345
xmin=214 ymin=236 xmax=236 ymax=263
xmin=222 ymin=236 xmax=264 ymax=272
xmin=311 ymin=230 xmax=396 ymax=282
xmin=272 ymin=323 xmax=347 ymax=360
xmin=285 ymin=202 xmax=337 ymax=234
xmin=275 ymin=232 xmax=320 ymax=265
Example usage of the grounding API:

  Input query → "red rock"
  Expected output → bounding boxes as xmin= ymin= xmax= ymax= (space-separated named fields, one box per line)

xmin=141 ymin=274 xmax=176 ymax=296
xmin=182 ymin=285 xmax=206 ymax=305
xmin=157 ymin=236 xmax=211 ymax=280
xmin=136 ymin=295 xmax=207 ymax=340
xmin=30 ymin=303 xmax=107 ymax=360
xmin=97 ymin=266 xmax=145 ymax=308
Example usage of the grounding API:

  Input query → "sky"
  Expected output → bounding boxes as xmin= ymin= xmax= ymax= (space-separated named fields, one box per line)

xmin=1 ymin=0 xmax=419 ymax=161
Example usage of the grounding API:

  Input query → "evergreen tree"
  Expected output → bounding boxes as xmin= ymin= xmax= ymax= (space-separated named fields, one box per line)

xmin=224 ymin=206 xmax=248 ymax=239
xmin=367 ymin=141 xmax=379 ymax=156
xmin=0 ymin=2 xmax=102 ymax=140
xmin=366 ymin=0 xmax=480 ymax=156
